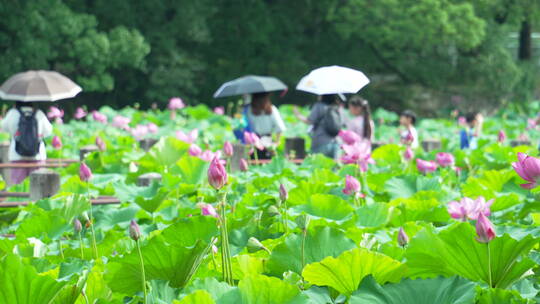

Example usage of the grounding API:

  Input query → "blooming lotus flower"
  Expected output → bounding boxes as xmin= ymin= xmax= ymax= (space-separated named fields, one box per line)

xmin=208 ymin=156 xmax=228 ymax=190
xmin=74 ymin=107 xmax=87 ymax=119
xmin=512 ymin=153 xmax=540 ymax=189
xmin=73 ymin=218 xmax=82 ymax=233
xmin=404 ymin=147 xmax=414 ymax=161
xmin=397 ymin=227 xmax=409 ymax=247
xmin=244 ymin=131 xmax=264 ymax=150
xmin=131 ymin=125 xmax=149 ymax=140
xmin=223 ymin=141 xmax=233 ymax=157
xmin=198 ymin=203 xmax=218 ymax=218
xmin=279 ymin=184 xmax=288 ymax=201
xmin=129 ymin=220 xmax=141 ymax=241
xmin=147 ymin=123 xmax=158 ymax=134
xmin=447 ymin=196 xmax=493 ymax=221
xmin=92 ymin=111 xmax=107 ymax=123
xmin=79 ymin=162 xmax=92 ymax=182
xmin=436 ymin=152 xmax=455 ymax=167
xmin=476 ymin=213 xmax=495 ymax=243
xmin=95 ymin=136 xmax=106 ymax=151
xmin=340 ymin=141 xmax=374 ymax=172
xmin=112 ymin=115 xmax=131 ymax=130
xmin=498 ymin=130 xmax=506 ymax=143
xmin=52 ymin=136 xmax=62 ymax=149
xmin=176 ymin=129 xmax=199 ymax=144
xmin=214 ymin=107 xmax=225 ymax=115
xmin=168 ymin=97 xmax=185 ymax=110
xmin=338 ymin=130 xmax=361 ymax=145
xmin=416 ymin=159 xmax=438 ymax=174
xmin=189 ymin=144 xmax=202 ymax=157
xmin=47 ymin=106 xmax=64 ymax=119
xmin=239 ymin=158 xmax=249 ymax=172
xmin=199 ymin=150 xmax=216 ymax=162
xmin=342 ymin=175 xmax=361 ymax=195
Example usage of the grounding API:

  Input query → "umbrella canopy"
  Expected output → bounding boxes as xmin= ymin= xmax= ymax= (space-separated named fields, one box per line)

xmin=0 ymin=70 xmax=82 ymax=102
xmin=213 ymin=75 xmax=287 ymax=98
xmin=296 ymin=65 xmax=369 ymax=95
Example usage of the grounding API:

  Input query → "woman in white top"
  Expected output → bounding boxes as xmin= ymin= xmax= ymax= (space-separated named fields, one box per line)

xmin=245 ymin=92 xmax=286 ymax=159
xmin=399 ymin=110 xmax=419 ymax=149
xmin=1 ymin=102 xmax=53 ymax=184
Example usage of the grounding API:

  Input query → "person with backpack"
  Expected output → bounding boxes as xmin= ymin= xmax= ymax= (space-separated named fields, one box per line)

xmin=295 ymin=94 xmax=345 ymax=159
xmin=1 ymin=102 xmax=53 ymax=184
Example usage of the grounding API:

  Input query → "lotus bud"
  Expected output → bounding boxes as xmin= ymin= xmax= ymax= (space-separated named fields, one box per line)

xmin=239 ymin=158 xmax=249 ymax=172
xmin=279 ymin=184 xmax=288 ymax=201
xmin=266 ymin=205 xmax=280 ymax=217
xmin=95 ymin=136 xmax=106 ymax=151
xmin=189 ymin=144 xmax=202 ymax=157
xmin=342 ymin=175 xmax=361 ymax=195
xmin=79 ymin=162 xmax=92 ymax=182
xmin=295 ymin=214 xmax=310 ymax=232
xmin=397 ymin=227 xmax=409 ymax=247
xmin=475 ymin=213 xmax=496 ymax=243
xmin=404 ymin=147 xmax=414 ymax=161
xmin=247 ymin=237 xmax=270 ymax=253
xmin=52 ymin=136 xmax=62 ymax=149
xmin=498 ymin=130 xmax=506 ymax=143
xmin=223 ymin=141 xmax=234 ymax=157
xmin=512 ymin=152 xmax=540 ymax=189
xmin=208 ymin=156 xmax=228 ymax=190
xmin=129 ymin=220 xmax=141 ymax=241
xmin=198 ymin=203 xmax=218 ymax=218
xmin=73 ymin=218 xmax=82 ymax=233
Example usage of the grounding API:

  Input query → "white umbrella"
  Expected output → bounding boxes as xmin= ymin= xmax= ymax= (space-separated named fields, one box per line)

xmin=296 ymin=65 xmax=369 ymax=95
xmin=0 ymin=70 xmax=82 ymax=102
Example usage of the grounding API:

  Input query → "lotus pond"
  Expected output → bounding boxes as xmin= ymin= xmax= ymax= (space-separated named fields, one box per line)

xmin=0 ymin=102 xmax=540 ymax=303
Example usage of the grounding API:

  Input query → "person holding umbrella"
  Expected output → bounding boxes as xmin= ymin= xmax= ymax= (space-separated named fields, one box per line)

xmin=0 ymin=70 xmax=81 ymax=184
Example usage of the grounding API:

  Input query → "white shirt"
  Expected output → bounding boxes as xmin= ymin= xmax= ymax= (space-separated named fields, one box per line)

xmin=1 ymin=107 xmax=52 ymax=161
xmin=246 ymin=105 xmax=286 ymax=136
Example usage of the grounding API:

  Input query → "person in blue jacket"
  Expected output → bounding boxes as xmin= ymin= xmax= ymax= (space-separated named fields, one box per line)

xmin=460 ymin=112 xmax=483 ymax=149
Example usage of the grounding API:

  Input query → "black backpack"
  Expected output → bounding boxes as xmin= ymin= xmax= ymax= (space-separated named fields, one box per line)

xmin=321 ymin=105 xmax=343 ymax=137
xmin=15 ymin=108 xmax=40 ymax=157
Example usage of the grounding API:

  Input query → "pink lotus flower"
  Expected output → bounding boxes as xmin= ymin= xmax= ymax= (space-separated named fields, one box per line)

xmin=416 ymin=159 xmax=438 ymax=174
xmin=512 ymin=152 xmax=540 ymax=189
xmin=518 ymin=133 xmax=529 ymax=141
xmin=342 ymin=175 xmax=361 ymax=195
xmin=131 ymin=124 xmax=149 ymax=140
xmin=52 ymin=136 xmax=62 ymax=149
xmin=79 ymin=162 xmax=92 ymax=182
xmin=403 ymin=147 xmax=414 ymax=161
xmin=176 ymin=129 xmax=199 ymax=144
xmin=47 ymin=107 xmax=64 ymax=119
xmin=168 ymin=97 xmax=185 ymax=110
xmin=129 ymin=220 xmax=141 ymax=241
xmin=476 ymin=213 xmax=496 ymax=243
xmin=198 ymin=203 xmax=218 ymax=218
xmin=214 ymin=107 xmax=225 ymax=115
xmin=73 ymin=218 xmax=82 ymax=233
xmin=95 ymin=136 xmax=106 ymax=151
xmin=239 ymin=158 xmax=249 ymax=172
xmin=397 ymin=227 xmax=409 ymax=247
xmin=498 ymin=130 xmax=506 ymax=143
xmin=112 ymin=115 xmax=131 ymax=130
xmin=199 ymin=150 xmax=216 ymax=162
xmin=338 ymin=130 xmax=361 ymax=145
xmin=223 ymin=141 xmax=233 ymax=157
xmin=189 ymin=144 xmax=202 ymax=157
xmin=447 ymin=196 xmax=493 ymax=221
xmin=458 ymin=116 xmax=467 ymax=126
xmin=74 ymin=107 xmax=87 ymax=119
xmin=208 ymin=156 xmax=228 ymax=190
xmin=244 ymin=131 xmax=264 ymax=150
xmin=527 ymin=118 xmax=537 ymax=130
xmin=340 ymin=141 xmax=374 ymax=172
xmin=436 ymin=152 xmax=455 ymax=167
xmin=279 ymin=184 xmax=288 ymax=201
xmin=92 ymin=111 xmax=107 ymax=124
xmin=147 ymin=123 xmax=158 ymax=134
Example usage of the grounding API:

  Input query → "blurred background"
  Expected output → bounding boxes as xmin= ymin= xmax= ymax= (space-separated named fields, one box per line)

xmin=0 ymin=0 xmax=539 ymax=115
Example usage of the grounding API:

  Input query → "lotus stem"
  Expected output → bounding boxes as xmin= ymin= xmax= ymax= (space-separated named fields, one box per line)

xmin=86 ymin=182 xmax=99 ymax=259
xmin=487 ymin=243 xmax=492 ymax=288
xmin=219 ymin=191 xmax=233 ymax=285
xmin=282 ymin=199 xmax=288 ymax=234
xmin=58 ymin=239 xmax=64 ymax=259
xmin=136 ymin=239 xmax=147 ymax=304
xmin=78 ymin=232 xmax=85 ymax=260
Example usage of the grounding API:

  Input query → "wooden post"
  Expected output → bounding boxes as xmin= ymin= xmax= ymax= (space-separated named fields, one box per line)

xmin=510 ymin=140 xmax=531 ymax=147
xmin=0 ymin=142 xmax=11 ymax=185
xmin=137 ymin=172 xmax=162 ymax=187
xmin=139 ymin=138 xmax=159 ymax=151
xmin=79 ymin=145 xmax=99 ymax=161
xmin=421 ymin=139 xmax=441 ymax=152
xmin=230 ymin=143 xmax=248 ymax=172
xmin=285 ymin=137 xmax=306 ymax=159
xmin=29 ymin=168 xmax=60 ymax=200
